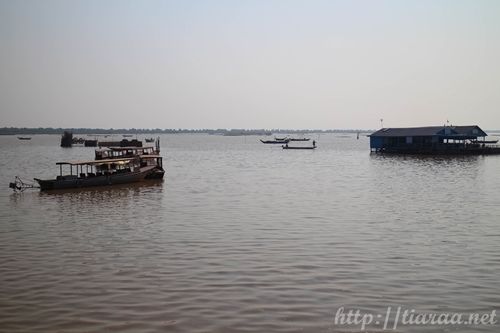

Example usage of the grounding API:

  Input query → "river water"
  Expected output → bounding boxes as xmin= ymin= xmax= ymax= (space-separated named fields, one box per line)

xmin=1 ymin=134 xmax=499 ymax=332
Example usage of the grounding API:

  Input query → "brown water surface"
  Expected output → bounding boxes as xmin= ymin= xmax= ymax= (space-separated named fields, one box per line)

xmin=1 ymin=134 xmax=499 ymax=332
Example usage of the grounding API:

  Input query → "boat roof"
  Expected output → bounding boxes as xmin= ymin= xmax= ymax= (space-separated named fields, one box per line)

xmin=140 ymin=154 xmax=162 ymax=159
xmin=96 ymin=146 xmax=155 ymax=152
xmin=56 ymin=157 xmax=138 ymax=166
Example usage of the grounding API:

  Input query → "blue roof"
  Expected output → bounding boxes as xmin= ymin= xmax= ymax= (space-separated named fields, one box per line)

xmin=370 ymin=126 xmax=487 ymax=138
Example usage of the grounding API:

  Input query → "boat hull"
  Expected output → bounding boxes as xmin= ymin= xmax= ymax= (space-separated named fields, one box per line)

xmin=35 ymin=166 xmax=161 ymax=191
xmin=261 ymin=139 xmax=290 ymax=144
xmin=282 ymin=146 xmax=316 ymax=150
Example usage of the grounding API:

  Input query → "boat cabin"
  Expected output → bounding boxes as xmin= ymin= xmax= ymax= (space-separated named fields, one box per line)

xmin=56 ymin=157 xmax=141 ymax=180
xmin=95 ymin=146 xmax=159 ymax=160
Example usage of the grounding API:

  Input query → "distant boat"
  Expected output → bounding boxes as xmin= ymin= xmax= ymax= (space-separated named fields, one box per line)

xmin=282 ymin=145 xmax=316 ymax=150
xmin=261 ymin=139 xmax=290 ymax=144
xmin=122 ymin=134 xmax=134 ymax=137
xmin=17 ymin=137 xmax=32 ymax=140
xmin=274 ymin=137 xmax=288 ymax=141
xmin=282 ymin=140 xmax=317 ymax=150
xmin=145 ymin=138 xmax=155 ymax=143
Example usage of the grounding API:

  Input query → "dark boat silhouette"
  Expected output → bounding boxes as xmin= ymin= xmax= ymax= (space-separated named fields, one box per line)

xmin=261 ymin=139 xmax=290 ymax=144
xmin=17 ymin=137 xmax=32 ymax=140
xmin=282 ymin=145 xmax=316 ymax=150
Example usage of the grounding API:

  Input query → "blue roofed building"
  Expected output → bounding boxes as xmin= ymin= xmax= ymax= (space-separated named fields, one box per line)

xmin=369 ymin=125 xmax=500 ymax=154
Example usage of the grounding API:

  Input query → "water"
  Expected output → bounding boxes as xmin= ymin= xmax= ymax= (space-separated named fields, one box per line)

xmin=1 ymin=134 xmax=499 ymax=332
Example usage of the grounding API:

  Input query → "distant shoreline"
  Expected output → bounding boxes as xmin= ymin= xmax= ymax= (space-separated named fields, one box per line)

xmin=0 ymin=127 xmax=373 ymax=136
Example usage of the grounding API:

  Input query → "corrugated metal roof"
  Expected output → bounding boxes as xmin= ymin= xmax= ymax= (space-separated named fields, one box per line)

xmin=370 ymin=126 xmax=487 ymax=137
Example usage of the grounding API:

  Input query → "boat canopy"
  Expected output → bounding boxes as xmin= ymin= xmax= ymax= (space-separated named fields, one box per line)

xmin=139 ymin=154 xmax=161 ymax=158
xmin=108 ymin=146 xmax=155 ymax=151
xmin=56 ymin=157 xmax=138 ymax=166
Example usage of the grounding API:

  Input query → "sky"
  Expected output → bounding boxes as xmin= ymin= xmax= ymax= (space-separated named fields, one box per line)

xmin=1 ymin=0 xmax=499 ymax=129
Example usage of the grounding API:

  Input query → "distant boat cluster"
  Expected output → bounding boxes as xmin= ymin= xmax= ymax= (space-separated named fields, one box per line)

xmin=260 ymin=136 xmax=317 ymax=150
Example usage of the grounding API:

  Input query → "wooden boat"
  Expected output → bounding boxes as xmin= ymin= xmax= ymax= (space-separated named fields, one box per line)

xmin=289 ymin=138 xmax=310 ymax=142
xmin=282 ymin=145 xmax=316 ymax=150
xmin=122 ymin=134 xmax=134 ymax=137
xmin=17 ymin=137 xmax=32 ymax=140
xmin=145 ymin=138 xmax=155 ymax=143
xmin=34 ymin=156 xmax=164 ymax=191
xmin=261 ymin=139 xmax=290 ymax=144
xmin=274 ymin=137 xmax=288 ymax=141
xmin=282 ymin=141 xmax=317 ymax=149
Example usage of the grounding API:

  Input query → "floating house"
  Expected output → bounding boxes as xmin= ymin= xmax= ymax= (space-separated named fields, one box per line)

xmin=369 ymin=125 xmax=500 ymax=154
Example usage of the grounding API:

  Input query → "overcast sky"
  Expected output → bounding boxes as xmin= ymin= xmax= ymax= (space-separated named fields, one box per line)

xmin=1 ymin=0 xmax=499 ymax=129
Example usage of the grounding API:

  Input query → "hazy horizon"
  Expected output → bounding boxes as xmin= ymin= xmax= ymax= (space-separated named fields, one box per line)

xmin=1 ymin=0 xmax=500 ymax=129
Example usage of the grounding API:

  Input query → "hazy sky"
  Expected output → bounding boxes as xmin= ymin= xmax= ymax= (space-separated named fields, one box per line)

xmin=1 ymin=0 xmax=499 ymax=129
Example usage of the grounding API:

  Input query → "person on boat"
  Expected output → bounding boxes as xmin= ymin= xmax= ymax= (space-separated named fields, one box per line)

xmin=285 ymin=143 xmax=289 ymax=148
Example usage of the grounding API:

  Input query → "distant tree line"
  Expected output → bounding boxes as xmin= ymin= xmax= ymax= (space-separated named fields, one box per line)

xmin=0 ymin=127 xmax=374 ymax=135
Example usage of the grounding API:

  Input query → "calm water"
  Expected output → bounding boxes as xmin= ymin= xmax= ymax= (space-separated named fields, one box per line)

xmin=1 ymin=134 xmax=500 ymax=333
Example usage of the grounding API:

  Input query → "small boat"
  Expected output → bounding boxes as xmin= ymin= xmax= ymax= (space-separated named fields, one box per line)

xmin=282 ymin=145 xmax=316 ymax=150
xmin=289 ymin=138 xmax=310 ymax=142
xmin=33 ymin=156 xmax=164 ymax=191
xmin=145 ymin=138 xmax=155 ymax=143
xmin=274 ymin=137 xmax=288 ymax=141
xmin=261 ymin=139 xmax=290 ymax=144
xmin=282 ymin=141 xmax=317 ymax=150
xmin=17 ymin=137 xmax=32 ymax=140
xmin=122 ymin=134 xmax=134 ymax=137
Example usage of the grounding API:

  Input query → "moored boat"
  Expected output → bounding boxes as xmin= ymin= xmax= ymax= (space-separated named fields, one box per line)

xmin=17 ymin=137 xmax=32 ymax=140
xmin=282 ymin=140 xmax=317 ymax=150
xmin=33 ymin=156 xmax=164 ymax=191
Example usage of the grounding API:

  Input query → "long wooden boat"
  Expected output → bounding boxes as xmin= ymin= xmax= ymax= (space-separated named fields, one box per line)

xmin=261 ymin=139 xmax=290 ymax=144
xmin=282 ymin=145 xmax=316 ymax=150
xmin=17 ymin=137 xmax=32 ymax=140
xmin=289 ymin=138 xmax=310 ymax=142
xmin=34 ymin=156 xmax=164 ymax=191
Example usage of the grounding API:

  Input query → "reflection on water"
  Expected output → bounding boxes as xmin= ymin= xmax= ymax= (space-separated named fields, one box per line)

xmin=1 ymin=134 xmax=500 ymax=333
